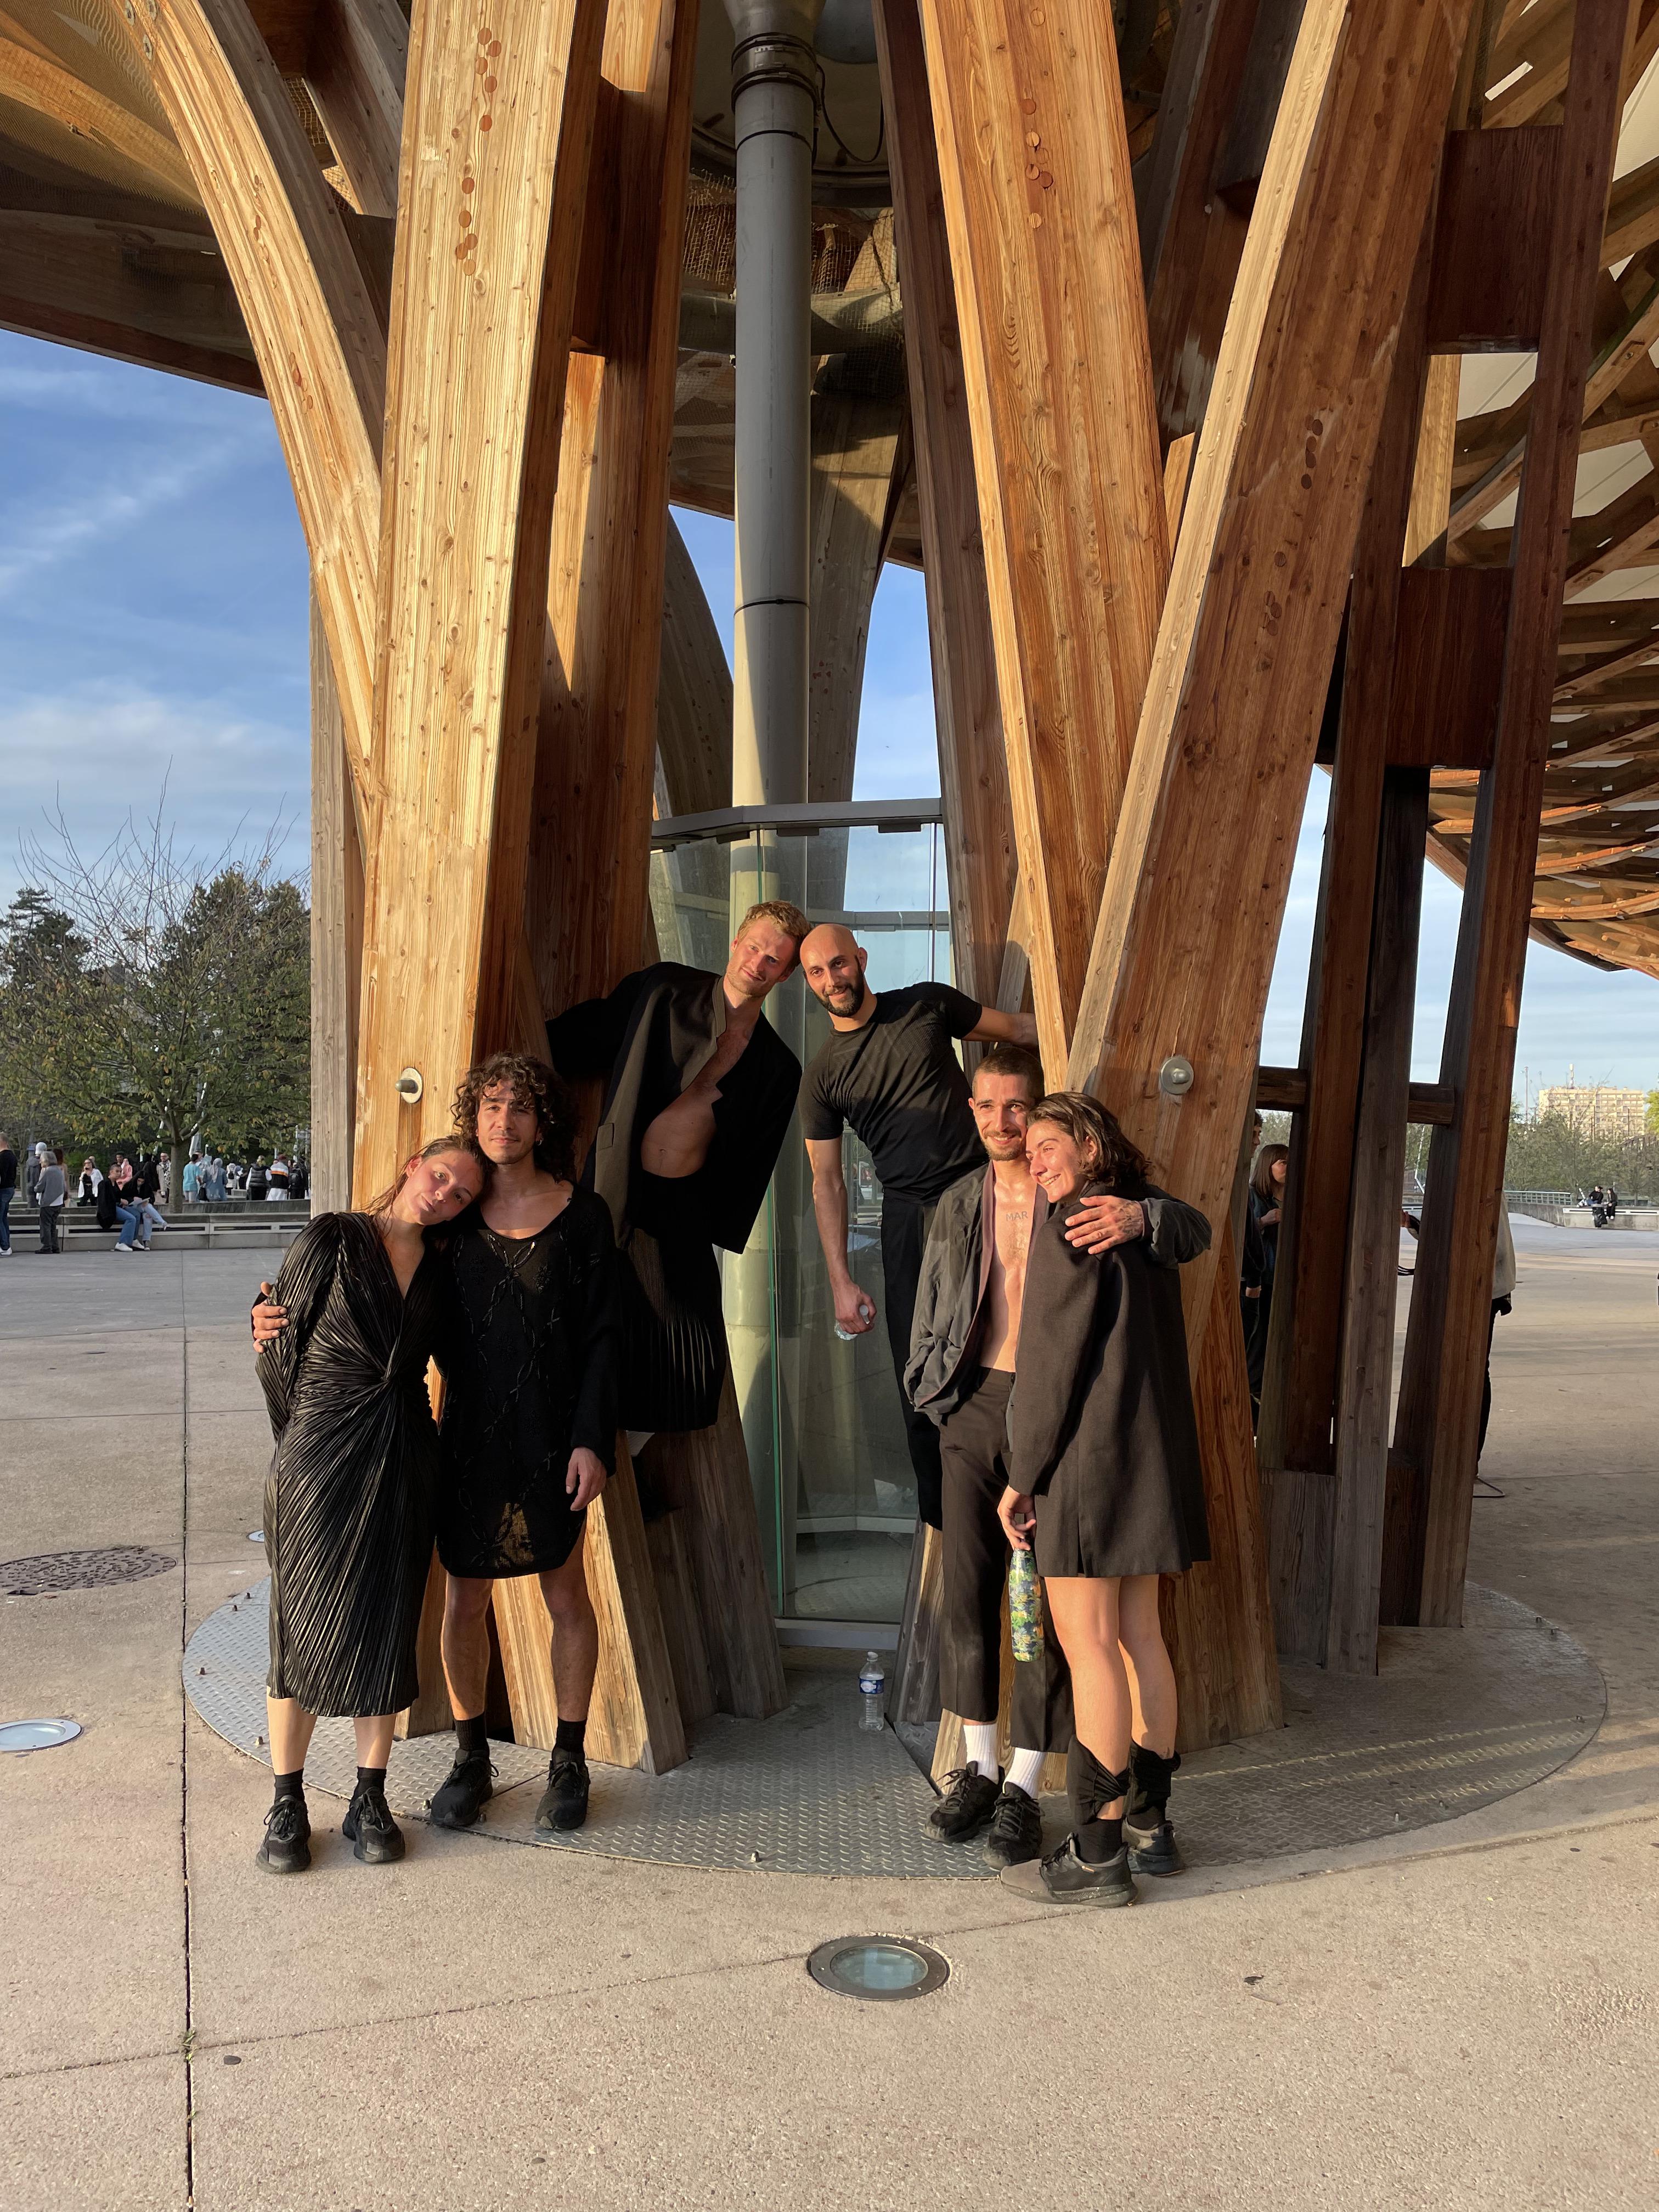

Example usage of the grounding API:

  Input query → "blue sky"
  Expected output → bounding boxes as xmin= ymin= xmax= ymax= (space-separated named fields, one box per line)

xmin=4 ymin=328 xmax=1654 ymax=1098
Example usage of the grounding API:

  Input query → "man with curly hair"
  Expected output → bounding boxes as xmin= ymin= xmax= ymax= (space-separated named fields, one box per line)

xmin=545 ymin=899 xmax=809 ymax=1442
xmin=257 ymin=1050 xmax=622 ymax=1836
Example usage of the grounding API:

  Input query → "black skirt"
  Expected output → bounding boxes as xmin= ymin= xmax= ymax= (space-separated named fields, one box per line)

xmin=613 ymin=1170 xmax=727 ymax=1432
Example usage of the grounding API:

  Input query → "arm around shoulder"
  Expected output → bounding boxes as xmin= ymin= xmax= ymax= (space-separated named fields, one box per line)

xmin=1140 ymin=1186 xmax=1214 ymax=1267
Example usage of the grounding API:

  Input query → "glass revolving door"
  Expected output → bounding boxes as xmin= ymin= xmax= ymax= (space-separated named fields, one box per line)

xmin=650 ymin=800 xmax=951 ymax=1629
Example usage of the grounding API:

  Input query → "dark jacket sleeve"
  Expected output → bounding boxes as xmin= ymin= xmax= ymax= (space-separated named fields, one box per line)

xmin=546 ymin=972 xmax=645 ymax=1083
xmin=1010 ymin=1220 xmax=1118 ymax=1496
xmin=904 ymin=1195 xmax=958 ymax=1414
xmin=255 ymin=1216 xmax=344 ymax=1444
xmin=1141 ymin=1183 xmax=1212 ymax=1268
xmin=569 ymin=1194 xmax=622 ymax=1470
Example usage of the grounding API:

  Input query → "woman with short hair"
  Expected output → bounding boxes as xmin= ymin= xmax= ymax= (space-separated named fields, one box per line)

xmin=997 ymin=1092 xmax=1210 ymax=1907
xmin=250 ymin=1135 xmax=486 ymax=1877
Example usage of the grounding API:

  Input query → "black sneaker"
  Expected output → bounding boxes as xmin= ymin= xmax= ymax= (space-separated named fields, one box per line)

xmin=342 ymin=1780 xmax=405 ymax=1865
xmin=534 ymin=1747 xmax=590 ymax=1833
xmin=999 ymin=1833 xmax=1137 ymax=1907
xmin=926 ymin=1764 xmax=1000 ymax=1842
xmin=1124 ymin=1815 xmax=1184 ymax=1877
xmin=255 ymin=1794 xmax=311 ymax=1875
xmin=428 ymin=1748 xmax=494 ymax=1831
xmin=982 ymin=1782 xmax=1043 ymax=1869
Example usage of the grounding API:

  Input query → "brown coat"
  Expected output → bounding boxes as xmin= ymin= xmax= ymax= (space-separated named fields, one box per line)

xmin=1011 ymin=1188 xmax=1210 ymax=1579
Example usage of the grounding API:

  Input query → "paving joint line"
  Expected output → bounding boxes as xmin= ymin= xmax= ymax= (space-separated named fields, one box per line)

xmin=178 ymin=1257 xmax=197 ymax=2211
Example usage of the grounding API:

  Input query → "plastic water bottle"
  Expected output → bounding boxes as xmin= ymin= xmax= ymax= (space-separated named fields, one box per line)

xmin=835 ymin=1297 xmax=876 ymax=1344
xmin=1008 ymin=1548 xmax=1043 ymax=1663
xmin=859 ymin=1649 xmax=885 ymax=1730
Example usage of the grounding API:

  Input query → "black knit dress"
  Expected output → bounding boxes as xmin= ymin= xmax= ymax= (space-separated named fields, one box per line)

xmin=256 ymin=1213 xmax=448 ymax=1717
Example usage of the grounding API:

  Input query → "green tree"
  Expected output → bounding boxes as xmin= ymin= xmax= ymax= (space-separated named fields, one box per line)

xmin=1646 ymin=1088 xmax=1659 ymax=1136
xmin=11 ymin=798 xmax=310 ymax=1195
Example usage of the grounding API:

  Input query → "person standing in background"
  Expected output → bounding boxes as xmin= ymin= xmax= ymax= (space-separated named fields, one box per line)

xmin=1243 ymin=1141 xmax=1288 ymax=1423
xmin=0 ymin=1133 xmax=16 ymax=1256
xmin=36 ymin=1148 xmax=67 ymax=1252
xmin=26 ymin=1143 xmax=44 ymax=1207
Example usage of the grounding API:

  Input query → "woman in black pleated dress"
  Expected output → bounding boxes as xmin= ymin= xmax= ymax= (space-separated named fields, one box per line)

xmin=997 ymin=1092 xmax=1210 ymax=1910
xmin=251 ymin=1135 xmax=484 ymax=1876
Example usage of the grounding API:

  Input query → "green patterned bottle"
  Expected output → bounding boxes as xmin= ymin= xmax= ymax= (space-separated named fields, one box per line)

xmin=1008 ymin=1546 xmax=1042 ymax=1662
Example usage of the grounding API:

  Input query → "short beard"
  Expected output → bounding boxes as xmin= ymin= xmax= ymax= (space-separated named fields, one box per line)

xmin=980 ymin=1135 xmax=1026 ymax=1160
xmin=819 ymin=980 xmax=865 ymax=1015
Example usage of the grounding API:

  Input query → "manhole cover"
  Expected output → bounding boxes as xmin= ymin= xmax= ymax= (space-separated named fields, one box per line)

xmin=0 ymin=1718 xmax=82 ymax=1752
xmin=0 ymin=1547 xmax=177 ymax=1596
xmin=806 ymin=1937 xmax=950 ymax=2001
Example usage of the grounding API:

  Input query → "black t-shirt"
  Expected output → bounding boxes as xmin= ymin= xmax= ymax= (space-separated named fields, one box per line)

xmin=798 ymin=981 xmax=984 ymax=1203
xmin=0 ymin=1149 xmax=15 ymax=1192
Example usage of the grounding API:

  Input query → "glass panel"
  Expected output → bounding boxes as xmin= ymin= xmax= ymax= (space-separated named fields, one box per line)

xmin=650 ymin=817 xmax=953 ymax=1625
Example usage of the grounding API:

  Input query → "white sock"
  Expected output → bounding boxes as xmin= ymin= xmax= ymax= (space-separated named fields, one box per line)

xmin=963 ymin=1722 xmax=998 ymax=1780
xmin=1006 ymin=1746 xmax=1046 ymax=1799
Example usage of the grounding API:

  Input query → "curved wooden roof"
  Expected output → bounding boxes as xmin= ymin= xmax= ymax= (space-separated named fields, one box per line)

xmin=4 ymin=0 xmax=1658 ymax=978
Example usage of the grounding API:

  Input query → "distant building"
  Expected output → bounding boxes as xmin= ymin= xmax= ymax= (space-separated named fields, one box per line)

xmin=1533 ymin=1084 xmax=1647 ymax=1139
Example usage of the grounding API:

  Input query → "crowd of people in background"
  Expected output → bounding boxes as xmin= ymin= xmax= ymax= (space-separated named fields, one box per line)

xmin=0 ymin=1133 xmax=310 ymax=1254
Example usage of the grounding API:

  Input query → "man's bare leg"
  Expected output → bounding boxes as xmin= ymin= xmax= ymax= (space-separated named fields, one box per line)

xmin=535 ymin=1531 xmax=598 ymax=1833
xmin=430 ymin=1574 xmax=498 ymax=1830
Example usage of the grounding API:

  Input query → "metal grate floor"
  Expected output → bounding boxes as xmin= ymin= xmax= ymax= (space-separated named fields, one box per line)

xmin=184 ymin=1587 xmax=989 ymax=1878
xmin=184 ymin=1577 xmax=1604 ymax=1879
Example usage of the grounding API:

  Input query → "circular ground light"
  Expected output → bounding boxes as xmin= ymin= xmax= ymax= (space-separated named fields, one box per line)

xmin=0 ymin=1547 xmax=176 ymax=1596
xmin=806 ymin=1937 xmax=949 ymax=2002
xmin=0 ymin=1718 xmax=82 ymax=1753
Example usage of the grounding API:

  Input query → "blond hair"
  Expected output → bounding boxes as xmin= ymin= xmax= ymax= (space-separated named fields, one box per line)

xmin=737 ymin=899 xmax=810 ymax=945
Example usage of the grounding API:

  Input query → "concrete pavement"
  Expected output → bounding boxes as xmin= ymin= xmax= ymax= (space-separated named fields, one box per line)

xmin=2 ymin=1221 xmax=1655 ymax=2211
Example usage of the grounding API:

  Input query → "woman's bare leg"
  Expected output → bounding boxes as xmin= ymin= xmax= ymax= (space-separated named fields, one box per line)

xmin=353 ymin=1713 xmax=396 ymax=1768
xmin=1116 ymin=1573 xmax=1177 ymax=1757
xmin=1044 ymin=1576 xmax=1131 ymax=1816
xmin=266 ymin=1696 xmax=317 ymax=1775
xmin=539 ymin=1536 xmax=598 ymax=1723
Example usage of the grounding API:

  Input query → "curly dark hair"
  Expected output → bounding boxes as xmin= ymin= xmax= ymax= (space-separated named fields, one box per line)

xmin=451 ymin=1052 xmax=580 ymax=1182
xmin=1028 ymin=1090 xmax=1150 ymax=1196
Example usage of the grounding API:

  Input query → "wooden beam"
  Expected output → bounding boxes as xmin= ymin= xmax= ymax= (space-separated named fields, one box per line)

xmin=112 ymin=0 xmax=388 ymax=793
xmin=1325 ymin=770 xmax=1429 ymax=1672
xmin=1139 ymin=0 xmax=1265 ymax=445
xmin=1425 ymin=128 xmax=1559 ymax=352
xmin=873 ymin=0 xmax=1014 ymax=1008
xmin=353 ymin=0 xmax=605 ymax=1193
xmin=806 ymin=381 xmax=905 ymax=803
xmin=917 ymin=0 xmax=1168 ymax=1068
xmin=523 ymin=0 xmax=698 ymax=1019
xmin=303 ymin=0 xmax=406 ymax=220
xmin=1392 ymin=0 xmax=1635 ymax=1629
xmin=1067 ymin=0 xmax=1479 ymax=1343
xmin=0 ymin=22 xmax=198 ymax=205
xmin=1254 ymin=1066 xmax=1455 ymax=1127
xmin=657 ymin=511 xmax=732 ymax=816
xmin=308 ymin=591 xmax=362 ymax=1215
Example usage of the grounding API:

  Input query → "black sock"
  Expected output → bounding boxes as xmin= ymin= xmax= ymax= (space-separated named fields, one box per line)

xmin=554 ymin=1716 xmax=586 ymax=1760
xmin=456 ymin=1713 xmax=489 ymax=1760
xmin=1129 ymin=1742 xmax=1180 ymax=1822
xmin=273 ymin=1769 xmax=304 ymax=1803
xmin=1075 ymin=1815 xmax=1124 ymax=1865
xmin=356 ymin=1764 xmax=387 ymax=1792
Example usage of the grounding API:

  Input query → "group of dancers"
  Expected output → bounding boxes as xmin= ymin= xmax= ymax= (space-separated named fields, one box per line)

xmin=249 ymin=899 xmax=1211 ymax=1907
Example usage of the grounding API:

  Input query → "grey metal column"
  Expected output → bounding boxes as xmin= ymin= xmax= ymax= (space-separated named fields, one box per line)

xmin=725 ymin=0 xmax=822 ymax=806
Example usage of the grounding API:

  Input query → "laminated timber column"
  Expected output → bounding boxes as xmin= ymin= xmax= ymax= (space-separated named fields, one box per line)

xmin=1065 ymin=0 xmax=1480 ymax=1336
xmin=108 ymin=0 xmax=388 ymax=797
xmin=872 ymin=0 xmax=1016 ymax=1733
xmin=1391 ymin=0 xmax=1637 ymax=1630
xmin=913 ymin=0 xmax=1167 ymax=1076
xmin=308 ymin=594 xmax=363 ymax=1215
xmin=1058 ymin=0 xmax=1491 ymax=1731
xmin=523 ymin=0 xmax=788 ymax=1738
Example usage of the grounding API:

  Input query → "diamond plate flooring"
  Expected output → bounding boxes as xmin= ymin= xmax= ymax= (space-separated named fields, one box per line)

xmin=184 ymin=1585 xmax=989 ymax=1878
xmin=185 ymin=1576 xmax=1604 ymax=1878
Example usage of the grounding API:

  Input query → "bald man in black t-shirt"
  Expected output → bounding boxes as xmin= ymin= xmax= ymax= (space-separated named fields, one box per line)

xmin=798 ymin=924 xmax=1037 ymax=1527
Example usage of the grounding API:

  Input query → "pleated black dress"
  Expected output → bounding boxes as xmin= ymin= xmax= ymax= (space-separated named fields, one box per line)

xmin=256 ymin=1212 xmax=448 ymax=1717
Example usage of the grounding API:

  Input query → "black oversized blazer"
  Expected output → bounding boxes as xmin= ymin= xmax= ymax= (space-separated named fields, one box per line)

xmin=1010 ymin=1185 xmax=1211 ymax=1578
